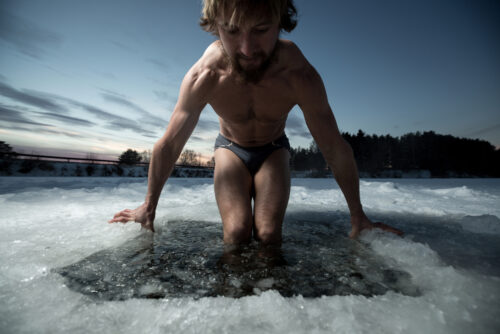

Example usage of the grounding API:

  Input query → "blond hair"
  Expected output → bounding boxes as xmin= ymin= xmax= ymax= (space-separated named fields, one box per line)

xmin=200 ymin=0 xmax=297 ymax=35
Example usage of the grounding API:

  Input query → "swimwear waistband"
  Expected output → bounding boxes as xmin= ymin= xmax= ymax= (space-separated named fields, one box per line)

xmin=214 ymin=133 xmax=290 ymax=151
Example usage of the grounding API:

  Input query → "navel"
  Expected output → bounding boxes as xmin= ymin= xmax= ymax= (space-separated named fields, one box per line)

xmin=247 ymin=105 xmax=257 ymax=120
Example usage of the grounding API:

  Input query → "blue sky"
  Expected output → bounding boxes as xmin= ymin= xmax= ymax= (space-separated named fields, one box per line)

xmin=1 ymin=0 xmax=499 ymax=161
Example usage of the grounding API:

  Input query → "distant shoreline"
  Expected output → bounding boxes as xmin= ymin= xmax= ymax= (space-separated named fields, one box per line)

xmin=0 ymin=158 xmax=496 ymax=178
xmin=0 ymin=159 xmax=212 ymax=178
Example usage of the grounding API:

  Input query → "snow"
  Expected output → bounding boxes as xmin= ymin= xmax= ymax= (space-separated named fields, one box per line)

xmin=1 ymin=177 xmax=499 ymax=333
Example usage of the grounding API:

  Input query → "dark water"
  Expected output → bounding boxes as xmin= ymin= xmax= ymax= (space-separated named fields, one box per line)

xmin=56 ymin=214 xmax=421 ymax=300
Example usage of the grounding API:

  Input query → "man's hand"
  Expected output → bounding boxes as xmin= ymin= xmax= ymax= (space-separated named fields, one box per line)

xmin=349 ymin=214 xmax=403 ymax=239
xmin=108 ymin=203 xmax=155 ymax=232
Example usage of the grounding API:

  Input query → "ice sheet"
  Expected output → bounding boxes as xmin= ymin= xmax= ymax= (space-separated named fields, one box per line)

xmin=1 ymin=177 xmax=499 ymax=333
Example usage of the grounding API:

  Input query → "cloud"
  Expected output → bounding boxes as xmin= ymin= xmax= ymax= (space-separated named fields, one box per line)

xmin=110 ymin=40 xmax=137 ymax=54
xmin=189 ymin=136 xmax=205 ymax=142
xmin=101 ymin=91 xmax=168 ymax=129
xmin=66 ymin=99 xmax=144 ymax=131
xmin=101 ymin=92 xmax=143 ymax=111
xmin=36 ymin=127 xmax=86 ymax=139
xmin=0 ymin=10 xmax=62 ymax=59
xmin=147 ymin=58 xmax=170 ymax=72
xmin=0 ymin=81 xmax=163 ymax=140
xmin=96 ymin=72 xmax=117 ymax=80
xmin=462 ymin=123 xmax=500 ymax=137
xmin=195 ymin=119 xmax=220 ymax=132
xmin=0 ymin=104 xmax=49 ymax=126
xmin=106 ymin=118 xmax=151 ymax=134
xmin=154 ymin=90 xmax=177 ymax=104
xmin=0 ymin=81 xmax=67 ymax=113
xmin=142 ymin=133 xmax=160 ymax=139
xmin=285 ymin=110 xmax=311 ymax=138
xmin=0 ymin=103 xmax=96 ymax=141
xmin=0 ymin=106 xmax=85 ymax=139
xmin=0 ymin=124 xmax=37 ymax=133
xmin=33 ymin=111 xmax=96 ymax=127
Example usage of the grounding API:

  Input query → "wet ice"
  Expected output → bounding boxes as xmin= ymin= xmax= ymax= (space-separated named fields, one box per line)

xmin=55 ymin=218 xmax=419 ymax=300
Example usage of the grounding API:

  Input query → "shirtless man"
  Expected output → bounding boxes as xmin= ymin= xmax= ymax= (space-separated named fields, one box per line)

xmin=109 ymin=0 xmax=402 ymax=244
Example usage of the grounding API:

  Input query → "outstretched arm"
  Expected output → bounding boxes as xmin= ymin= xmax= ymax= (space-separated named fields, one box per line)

xmin=109 ymin=64 xmax=217 ymax=232
xmin=294 ymin=61 xmax=402 ymax=238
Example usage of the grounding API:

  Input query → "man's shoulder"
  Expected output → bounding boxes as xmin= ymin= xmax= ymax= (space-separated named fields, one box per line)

xmin=278 ymin=39 xmax=309 ymax=72
xmin=192 ymin=41 xmax=226 ymax=76
xmin=183 ymin=42 xmax=224 ymax=93
xmin=278 ymin=40 xmax=318 ymax=86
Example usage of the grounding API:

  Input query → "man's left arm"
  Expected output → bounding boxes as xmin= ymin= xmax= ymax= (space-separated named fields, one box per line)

xmin=294 ymin=62 xmax=403 ymax=238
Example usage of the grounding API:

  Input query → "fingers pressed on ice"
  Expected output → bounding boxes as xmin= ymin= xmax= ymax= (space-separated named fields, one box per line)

xmin=108 ymin=213 xmax=134 ymax=223
xmin=113 ymin=211 xmax=125 ymax=219
xmin=121 ymin=213 xmax=134 ymax=222
xmin=119 ymin=209 xmax=131 ymax=216
xmin=373 ymin=222 xmax=404 ymax=236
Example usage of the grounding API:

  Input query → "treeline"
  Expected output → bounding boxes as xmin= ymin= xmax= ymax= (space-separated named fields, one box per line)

xmin=3 ymin=132 xmax=500 ymax=178
xmin=290 ymin=130 xmax=500 ymax=177
xmin=118 ymin=148 xmax=212 ymax=167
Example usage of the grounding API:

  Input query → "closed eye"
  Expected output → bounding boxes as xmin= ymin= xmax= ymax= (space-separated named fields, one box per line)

xmin=253 ymin=28 xmax=269 ymax=34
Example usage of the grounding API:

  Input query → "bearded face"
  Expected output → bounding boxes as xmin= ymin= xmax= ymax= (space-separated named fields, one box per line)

xmin=217 ymin=14 xmax=280 ymax=84
xmin=221 ymin=40 xmax=279 ymax=84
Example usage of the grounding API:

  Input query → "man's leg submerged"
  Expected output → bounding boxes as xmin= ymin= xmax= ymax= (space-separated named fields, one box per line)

xmin=252 ymin=148 xmax=291 ymax=244
xmin=214 ymin=148 xmax=253 ymax=244
xmin=214 ymin=148 xmax=291 ymax=245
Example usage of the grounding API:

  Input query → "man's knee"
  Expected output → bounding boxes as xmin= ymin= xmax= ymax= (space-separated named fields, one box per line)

xmin=224 ymin=221 xmax=252 ymax=244
xmin=255 ymin=224 xmax=282 ymax=245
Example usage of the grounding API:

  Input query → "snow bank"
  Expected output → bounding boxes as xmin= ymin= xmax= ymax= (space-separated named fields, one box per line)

xmin=0 ymin=177 xmax=499 ymax=333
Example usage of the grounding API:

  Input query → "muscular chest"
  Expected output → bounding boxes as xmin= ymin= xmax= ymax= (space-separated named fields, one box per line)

xmin=209 ymin=74 xmax=295 ymax=124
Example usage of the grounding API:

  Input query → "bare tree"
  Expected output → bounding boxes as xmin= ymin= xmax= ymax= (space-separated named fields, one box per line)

xmin=206 ymin=156 xmax=215 ymax=167
xmin=140 ymin=149 xmax=152 ymax=163
xmin=178 ymin=149 xmax=201 ymax=166
xmin=86 ymin=153 xmax=97 ymax=164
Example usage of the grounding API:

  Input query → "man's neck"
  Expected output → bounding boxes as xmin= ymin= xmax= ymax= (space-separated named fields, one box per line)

xmin=219 ymin=40 xmax=282 ymax=85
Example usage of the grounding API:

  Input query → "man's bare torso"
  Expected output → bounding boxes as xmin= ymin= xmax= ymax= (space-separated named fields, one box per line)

xmin=194 ymin=39 xmax=308 ymax=146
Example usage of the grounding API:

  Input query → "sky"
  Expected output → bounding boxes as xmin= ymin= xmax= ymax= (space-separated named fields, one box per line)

xmin=1 ymin=0 xmax=499 ymax=161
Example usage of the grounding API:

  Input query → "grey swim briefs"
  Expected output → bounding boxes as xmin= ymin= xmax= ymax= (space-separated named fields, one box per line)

xmin=214 ymin=133 xmax=291 ymax=175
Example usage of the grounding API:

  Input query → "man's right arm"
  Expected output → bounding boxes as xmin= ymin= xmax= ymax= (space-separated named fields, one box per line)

xmin=289 ymin=43 xmax=402 ymax=238
xmin=109 ymin=62 xmax=217 ymax=231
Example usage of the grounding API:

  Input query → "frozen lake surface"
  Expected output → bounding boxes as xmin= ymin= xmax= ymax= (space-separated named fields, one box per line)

xmin=1 ymin=177 xmax=499 ymax=333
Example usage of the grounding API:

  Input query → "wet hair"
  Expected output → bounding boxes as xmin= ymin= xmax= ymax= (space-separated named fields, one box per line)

xmin=200 ymin=0 xmax=297 ymax=35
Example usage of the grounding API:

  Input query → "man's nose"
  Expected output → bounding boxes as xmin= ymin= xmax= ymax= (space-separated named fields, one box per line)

xmin=239 ymin=33 xmax=256 ymax=57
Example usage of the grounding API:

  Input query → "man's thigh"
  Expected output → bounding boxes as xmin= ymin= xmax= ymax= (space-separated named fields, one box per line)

xmin=214 ymin=148 xmax=253 ymax=244
xmin=253 ymin=148 xmax=291 ymax=243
